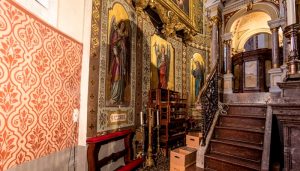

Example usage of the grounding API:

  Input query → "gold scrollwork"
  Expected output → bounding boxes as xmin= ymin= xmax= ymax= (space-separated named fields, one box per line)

xmin=136 ymin=0 xmax=197 ymax=41
xmin=223 ymin=39 xmax=232 ymax=46
xmin=135 ymin=0 xmax=150 ymax=15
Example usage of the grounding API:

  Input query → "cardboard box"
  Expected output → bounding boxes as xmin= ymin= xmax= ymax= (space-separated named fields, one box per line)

xmin=170 ymin=146 xmax=197 ymax=170
xmin=189 ymin=131 xmax=203 ymax=137
xmin=170 ymin=163 xmax=195 ymax=171
xmin=186 ymin=132 xmax=202 ymax=149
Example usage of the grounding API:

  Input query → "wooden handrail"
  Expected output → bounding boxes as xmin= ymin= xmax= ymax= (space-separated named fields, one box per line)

xmin=195 ymin=62 xmax=219 ymax=146
xmin=196 ymin=63 xmax=218 ymax=104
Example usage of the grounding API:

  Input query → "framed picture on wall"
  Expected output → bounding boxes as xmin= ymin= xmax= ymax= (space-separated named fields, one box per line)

xmin=95 ymin=0 xmax=137 ymax=133
xmin=105 ymin=4 xmax=132 ymax=107
xmin=244 ymin=60 xmax=258 ymax=88
xmin=150 ymin=35 xmax=175 ymax=90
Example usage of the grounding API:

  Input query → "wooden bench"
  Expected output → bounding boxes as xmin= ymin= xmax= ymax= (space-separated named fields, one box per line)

xmin=86 ymin=129 xmax=144 ymax=171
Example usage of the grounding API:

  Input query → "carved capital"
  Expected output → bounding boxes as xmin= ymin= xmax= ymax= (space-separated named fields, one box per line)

xmin=211 ymin=16 xmax=221 ymax=25
xmin=270 ymin=27 xmax=279 ymax=33
xmin=208 ymin=16 xmax=221 ymax=29
xmin=223 ymin=39 xmax=232 ymax=46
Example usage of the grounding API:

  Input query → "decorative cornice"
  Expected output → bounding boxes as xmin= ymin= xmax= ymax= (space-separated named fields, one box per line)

xmin=268 ymin=18 xmax=283 ymax=29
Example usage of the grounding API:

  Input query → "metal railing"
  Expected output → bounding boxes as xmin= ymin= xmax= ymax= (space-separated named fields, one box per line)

xmin=196 ymin=64 xmax=219 ymax=146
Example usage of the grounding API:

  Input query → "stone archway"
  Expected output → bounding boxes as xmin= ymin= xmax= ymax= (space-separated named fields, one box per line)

xmin=237 ymin=28 xmax=271 ymax=51
xmin=222 ymin=1 xmax=281 ymax=94
xmin=224 ymin=1 xmax=279 ymax=33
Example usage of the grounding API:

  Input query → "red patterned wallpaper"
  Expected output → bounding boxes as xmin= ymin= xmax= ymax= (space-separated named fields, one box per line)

xmin=0 ymin=0 xmax=82 ymax=170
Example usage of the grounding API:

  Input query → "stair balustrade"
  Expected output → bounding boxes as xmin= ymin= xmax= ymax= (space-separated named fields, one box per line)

xmin=196 ymin=64 xmax=219 ymax=146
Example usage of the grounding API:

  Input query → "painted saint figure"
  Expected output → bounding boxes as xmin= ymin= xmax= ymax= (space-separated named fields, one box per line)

xmin=154 ymin=42 xmax=170 ymax=89
xmin=192 ymin=61 xmax=204 ymax=98
xmin=108 ymin=17 xmax=130 ymax=105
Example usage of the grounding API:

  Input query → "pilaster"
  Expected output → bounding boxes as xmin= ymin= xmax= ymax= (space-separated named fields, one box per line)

xmin=268 ymin=19 xmax=283 ymax=92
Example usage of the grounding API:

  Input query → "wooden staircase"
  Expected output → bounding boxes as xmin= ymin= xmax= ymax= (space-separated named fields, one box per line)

xmin=204 ymin=104 xmax=267 ymax=171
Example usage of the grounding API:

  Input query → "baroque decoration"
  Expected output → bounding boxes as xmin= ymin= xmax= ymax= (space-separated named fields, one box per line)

xmin=140 ymin=4 xmax=210 ymax=105
xmin=97 ymin=0 xmax=137 ymax=132
xmin=0 ymin=0 xmax=82 ymax=170
xmin=167 ymin=37 xmax=183 ymax=93
xmin=87 ymin=0 xmax=101 ymax=137
xmin=135 ymin=0 xmax=197 ymax=42
xmin=142 ymin=15 xmax=155 ymax=106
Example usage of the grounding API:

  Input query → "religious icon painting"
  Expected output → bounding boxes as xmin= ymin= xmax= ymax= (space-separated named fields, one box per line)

xmin=150 ymin=35 xmax=175 ymax=90
xmin=106 ymin=3 xmax=131 ymax=107
xmin=190 ymin=53 xmax=205 ymax=103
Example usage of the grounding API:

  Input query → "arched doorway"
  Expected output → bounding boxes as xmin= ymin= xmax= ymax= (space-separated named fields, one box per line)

xmin=223 ymin=2 xmax=282 ymax=93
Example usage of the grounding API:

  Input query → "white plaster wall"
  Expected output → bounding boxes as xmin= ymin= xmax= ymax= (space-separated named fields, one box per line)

xmin=15 ymin=0 xmax=58 ymax=26
xmin=57 ymin=0 xmax=85 ymax=42
xmin=78 ymin=0 xmax=92 ymax=146
xmin=15 ymin=0 xmax=85 ymax=42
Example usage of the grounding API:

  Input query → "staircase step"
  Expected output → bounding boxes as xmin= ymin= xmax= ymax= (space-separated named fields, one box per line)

xmin=210 ymin=139 xmax=263 ymax=161
xmin=219 ymin=115 xmax=265 ymax=131
xmin=204 ymin=169 xmax=216 ymax=171
xmin=205 ymin=152 xmax=260 ymax=171
xmin=227 ymin=104 xmax=266 ymax=116
xmin=215 ymin=126 xmax=264 ymax=145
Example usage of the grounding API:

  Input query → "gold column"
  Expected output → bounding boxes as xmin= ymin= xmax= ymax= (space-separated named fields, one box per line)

xmin=146 ymin=108 xmax=154 ymax=167
xmin=284 ymin=23 xmax=300 ymax=76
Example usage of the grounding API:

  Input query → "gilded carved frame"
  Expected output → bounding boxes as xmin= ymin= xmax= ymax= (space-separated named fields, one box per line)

xmin=136 ymin=0 xmax=200 ymax=40
xmin=97 ymin=0 xmax=137 ymax=132
xmin=157 ymin=0 xmax=195 ymax=29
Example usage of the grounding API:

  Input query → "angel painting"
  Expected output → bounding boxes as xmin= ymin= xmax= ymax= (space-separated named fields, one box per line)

xmin=107 ymin=16 xmax=131 ymax=106
xmin=154 ymin=42 xmax=171 ymax=89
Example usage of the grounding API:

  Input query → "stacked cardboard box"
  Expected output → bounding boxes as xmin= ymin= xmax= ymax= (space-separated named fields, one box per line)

xmin=170 ymin=146 xmax=197 ymax=171
xmin=186 ymin=132 xmax=202 ymax=149
xmin=169 ymin=132 xmax=202 ymax=171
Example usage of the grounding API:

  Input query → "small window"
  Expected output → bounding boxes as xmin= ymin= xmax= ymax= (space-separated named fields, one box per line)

xmin=35 ymin=0 xmax=49 ymax=8
xmin=244 ymin=33 xmax=271 ymax=51
xmin=15 ymin=0 xmax=57 ymax=26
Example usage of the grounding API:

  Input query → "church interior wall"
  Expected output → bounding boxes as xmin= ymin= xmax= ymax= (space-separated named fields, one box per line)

xmin=0 ymin=1 xmax=84 ymax=170
xmin=0 ymin=0 xmax=213 ymax=170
